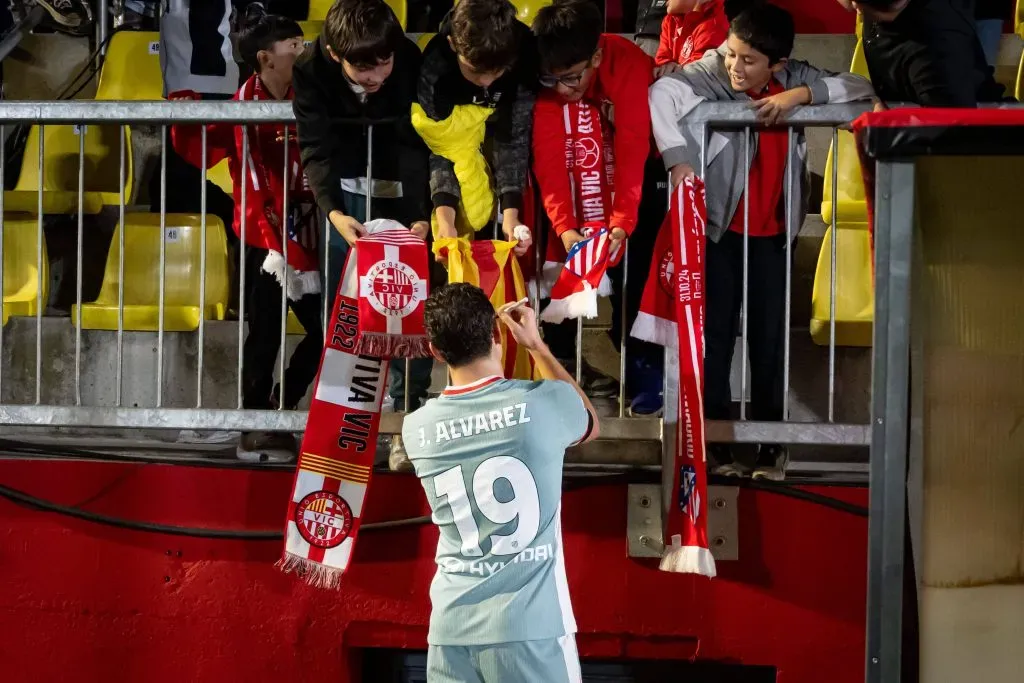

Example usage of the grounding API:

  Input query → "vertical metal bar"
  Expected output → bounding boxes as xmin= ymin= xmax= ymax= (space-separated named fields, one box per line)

xmin=365 ymin=125 xmax=374 ymax=221
xmin=196 ymin=126 xmax=208 ymax=408
xmin=35 ymin=126 xmax=44 ymax=405
xmin=75 ymin=124 xmax=85 ymax=406
xmin=237 ymin=128 xmax=248 ymax=409
xmin=575 ymin=317 xmax=583 ymax=384
xmin=828 ymin=128 xmax=839 ymax=422
xmin=782 ymin=127 xmax=793 ymax=420
xmin=403 ymin=359 xmax=410 ymax=412
xmin=322 ymin=216 xmax=330 ymax=330
xmin=617 ymin=240 xmax=628 ymax=418
xmin=98 ymin=0 xmax=109 ymax=54
xmin=156 ymin=126 xmax=168 ymax=407
xmin=115 ymin=124 xmax=125 ymax=407
xmin=532 ymin=183 xmax=543 ymax=312
xmin=0 ymin=124 xmax=5 ymax=401
xmin=279 ymin=127 xmax=289 ymax=410
xmin=739 ymin=129 xmax=750 ymax=420
xmin=865 ymin=160 xmax=914 ymax=683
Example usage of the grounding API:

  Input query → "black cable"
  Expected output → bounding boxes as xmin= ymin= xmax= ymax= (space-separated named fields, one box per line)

xmin=729 ymin=477 xmax=869 ymax=517
xmin=56 ymin=30 xmax=116 ymax=101
xmin=0 ymin=483 xmax=431 ymax=539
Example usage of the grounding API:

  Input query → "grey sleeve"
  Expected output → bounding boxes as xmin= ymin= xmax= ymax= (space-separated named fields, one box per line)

xmin=492 ymin=84 xmax=535 ymax=211
xmin=785 ymin=60 xmax=875 ymax=104
xmin=430 ymin=153 xmax=460 ymax=209
xmin=542 ymin=381 xmax=590 ymax=448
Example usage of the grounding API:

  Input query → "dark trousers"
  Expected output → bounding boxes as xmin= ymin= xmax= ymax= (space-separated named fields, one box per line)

xmin=241 ymin=247 xmax=324 ymax=409
xmin=704 ymin=230 xmax=787 ymax=422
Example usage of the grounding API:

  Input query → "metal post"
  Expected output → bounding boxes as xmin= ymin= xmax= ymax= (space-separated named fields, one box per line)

xmin=865 ymin=160 xmax=915 ymax=683
xmin=782 ymin=127 xmax=793 ymax=420
xmin=98 ymin=0 xmax=110 ymax=54
xmin=829 ymin=128 xmax=839 ymax=422
xmin=322 ymin=216 xmax=330 ymax=330
xmin=0 ymin=125 xmax=5 ymax=401
xmin=365 ymin=125 xmax=374 ymax=220
xmin=156 ymin=126 xmax=167 ymax=407
xmin=575 ymin=317 xmax=583 ymax=385
xmin=618 ymin=240 xmax=628 ymax=418
xmin=75 ymin=124 xmax=85 ymax=405
xmin=197 ymin=126 xmax=208 ymax=408
xmin=739 ymin=129 xmax=750 ymax=420
xmin=237 ymin=128 xmax=249 ymax=409
xmin=279 ymin=128 xmax=289 ymax=410
xmin=35 ymin=125 xmax=44 ymax=405
xmin=115 ymin=124 xmax=125 ymax=407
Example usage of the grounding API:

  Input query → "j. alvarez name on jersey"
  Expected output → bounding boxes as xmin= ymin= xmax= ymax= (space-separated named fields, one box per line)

xmin=431 ymin=403 xmax=531 ymax=444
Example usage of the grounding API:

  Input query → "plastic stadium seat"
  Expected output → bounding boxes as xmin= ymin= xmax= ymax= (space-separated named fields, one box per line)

xmin=1017 ymin=48 xmax=1024 ymax=101
xmin=309 ymin=0 xmax=407 ymax=29
xmin=2 ymin=217 xmax=49 ymax=326
xmin=1017 ymin=0 xmax=1024 ymax=39
xmin=820 ymin=39 xmax=869 ymax=224
xmin=417 ymin=32 xmax=435 ymax=51
xmin=810 ymin=225 xmax=874 ymax=348
xmin=95 ymin=31 xmax=163 ymax=101
xmin=511 ymin=0 xmax=552 ymax=25
xmin=74 ymin=213 xmax=230 ymax=331
xmin=299 ymin=20 xmax=323 ymax=47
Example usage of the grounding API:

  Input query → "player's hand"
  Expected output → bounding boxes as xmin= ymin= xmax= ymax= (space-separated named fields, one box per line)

xmin=609 ymin=227 xmax=628 ymax=253
xmin=498 ymin=303 xmax=545 ymax=352
xmin=409 ymin=221 xmax=429 ymax=241
xmin=653 ymin=62 xmax=683 ymax=79
xmin=329 ymin=210 xmax=365 ymax=247
xmin=560 ymin=229 xmax=585 ymax=252
xmin=670 ymin=163 xmax=695 ymax=189
xmin=751 ymin=86 xmax=811 ymax=126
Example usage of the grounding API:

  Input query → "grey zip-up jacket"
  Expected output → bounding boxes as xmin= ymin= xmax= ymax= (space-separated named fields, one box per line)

xmin=649 ymin=45 xmax=874 ymax=242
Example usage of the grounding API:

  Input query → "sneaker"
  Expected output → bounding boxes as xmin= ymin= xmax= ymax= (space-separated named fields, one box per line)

xmin=626 ymin=357 xmax=663 ymax=416
xmin=560 ymin=358 xmax=619 ymax=398
xmin=388 ymin=435 xmax=413 ymax=473
xmin=627 ymin=392 xmax=663 ymax=417
xmin=37 ymin=0 xmax=93 ymax=35
xmin=752 ymin=444 xmax=789 ymax=481
xmin=709 ymin=443 xmax=745 ymax=477
xmin=236 ymin=431 xmax=296 ymax=463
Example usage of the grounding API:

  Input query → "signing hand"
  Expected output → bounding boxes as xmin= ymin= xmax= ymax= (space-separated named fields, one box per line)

xmin=498 ymin=303 xmax=544 ymax=352
xmin=751 ymin=86 xmax=812 ymax=126
xmin=329 ymin=210 xmax=365 ymax=247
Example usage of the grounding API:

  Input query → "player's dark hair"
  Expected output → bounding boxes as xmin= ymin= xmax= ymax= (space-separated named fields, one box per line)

xmin=729 ymin=3 xmax=795 ymax=65
xmin=531 ymin=0 xmax=603 ymax=73
xmin=238 ymin=14 xmax=303 ymax=72
xmin=424 ymin=284 xmax=496 ymax=368
xmin=449 ymin=0 xmax=521 ymax=73
xmin=324 ymin=0 xmax=404 ymax=68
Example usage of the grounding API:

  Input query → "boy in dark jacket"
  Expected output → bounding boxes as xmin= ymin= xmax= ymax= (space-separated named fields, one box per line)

xmin=293 ymin=0 xmax=434 ymax=414
xmin=416 ymin=0 xmax=538 ymax=245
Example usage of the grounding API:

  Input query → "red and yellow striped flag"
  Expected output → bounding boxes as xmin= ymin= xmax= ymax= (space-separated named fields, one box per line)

xmin=434 ymin=238 xmax=535 ymax=380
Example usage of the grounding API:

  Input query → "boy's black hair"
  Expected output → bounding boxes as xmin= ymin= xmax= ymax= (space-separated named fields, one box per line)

xmin=424 ymin=284 xmax=496 ymax=368
xmin=531 ymin=0 xmax=603 ymax=73
xmin=729 ymin=3 xmax=795 ymax=64
xmin=449 ymin=0 xmax=521 ymax=73
xmin=324 ymin=0 xmax=404 ymax=68
xmin=237 ymin=14 xmax=303 ymax=72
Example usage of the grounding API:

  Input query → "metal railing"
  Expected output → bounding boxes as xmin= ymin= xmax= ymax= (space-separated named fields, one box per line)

xmin=0 ymin=100 xmax=872 ymax=464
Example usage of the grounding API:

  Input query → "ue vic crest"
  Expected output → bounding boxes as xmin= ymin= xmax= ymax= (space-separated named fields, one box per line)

xmin=360 ymin=260 xmax=427 ymax=318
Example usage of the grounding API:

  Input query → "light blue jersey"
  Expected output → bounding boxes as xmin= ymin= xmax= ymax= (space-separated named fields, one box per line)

xmin=402 ymin=375 xmax=590 ymax=646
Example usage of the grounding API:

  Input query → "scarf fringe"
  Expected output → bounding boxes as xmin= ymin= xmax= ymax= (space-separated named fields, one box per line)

xmin=539 ymin=275 xmax=614 ymax=324
xmin=277 ymin=553 xmax=343 ymax=589
xmin=631 ymin=311 xmax=679 ymax=348
xmin=263 ymin=250 xmax=322 ymax=301
xmin=354 ymin=333 xmax=431 ymax=359
xmin=659 ymin=539 xmax=717 ymax=577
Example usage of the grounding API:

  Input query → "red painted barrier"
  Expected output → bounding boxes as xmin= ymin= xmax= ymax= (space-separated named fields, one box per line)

xmin=0 ymin=461 xmax=867 ymax=682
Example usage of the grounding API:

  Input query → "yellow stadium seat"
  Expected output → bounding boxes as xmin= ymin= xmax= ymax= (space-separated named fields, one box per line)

xmin=810 ymin=224 xmax=874 ymax=348
xmin=511 ymin=0 xmax=552 ymax=25
xmin=74 ymin=213 xmax=230 ymax=331
xmin=855 ymin=13 xmax=862 ymax=39
xmin=417 ymin=32 xmax=436 ymax=51
xmin=1016 ymin=48 xmax=1024 ymax=100
xmin=2 ymin=217 xmax=49 ymax=326
xmin=820 ymin=39 xmax=869 ymax=224
xmin=309 ymin=0 xmax=407 ymax=29
xmin=299 ymin=20 xmax=323 ymax=47
xmin=95 ymin=31 xmax=163 ymax=101
xmin=10 ymin=123 xmax=130 ymax=211
xmin=1017 ymin=0 xmax=1024 ymax=39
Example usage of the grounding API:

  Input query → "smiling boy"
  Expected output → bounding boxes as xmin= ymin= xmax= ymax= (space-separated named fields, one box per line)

xmin=650 ymin=3 xmax=873 ymax=479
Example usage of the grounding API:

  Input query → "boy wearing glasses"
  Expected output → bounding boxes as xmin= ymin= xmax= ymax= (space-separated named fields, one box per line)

xmin=531 ymin=0 xmax=665 ymax=413
xmin=417 ymin=0 xmax=538 ymax=244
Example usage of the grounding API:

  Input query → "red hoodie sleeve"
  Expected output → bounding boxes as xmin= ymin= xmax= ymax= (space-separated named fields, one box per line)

xmin=603 ymin=38 xmax=653 ymax=236
xmin=654 ymin=15 xmax=675 ymax=67
xmin=531 ymin=93 xmax=579 ymax=237
xmin=168 ymin=93 xmax=236 ymax=170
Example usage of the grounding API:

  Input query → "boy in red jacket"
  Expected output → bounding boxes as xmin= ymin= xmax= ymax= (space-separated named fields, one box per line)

xmin=532 ymin=0 xmax=664 ymax=412
xmin=654 ymin=0 xmax=729 ymax=75
xmin=171 ymin=15 xmax=317 ymax=456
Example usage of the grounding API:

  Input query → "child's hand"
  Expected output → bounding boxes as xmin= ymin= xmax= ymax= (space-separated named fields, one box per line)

xmin=329 ymin=210 xmax=365 ymax=247
xmin=653 ymin=63 xmax=683 ymax=79
xmin=560 ymin=229 xmax=585 ymax=252
xmin=609 ymin=227 xmax=628 ymax=254
xmin=751 ymin=86 xmax=812 ymax=126
xmin=410 ymin=221 xmax=429 ymax=241
xmin=670 ymin=163 xmax=696 ymax=188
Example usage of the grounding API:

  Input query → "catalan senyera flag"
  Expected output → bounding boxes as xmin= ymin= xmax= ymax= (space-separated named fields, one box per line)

xmin=434 ymin=237 xmax=535 ymax=380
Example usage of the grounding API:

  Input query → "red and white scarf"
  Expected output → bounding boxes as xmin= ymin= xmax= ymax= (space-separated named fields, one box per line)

xmin=534 ymin=101 xmax=620 ymax=299
xmin=634 ymin=178 xmax=716 ymax=577
xmin=355 ymin=222 xmax=430 ymax=358
xmin=279 ymin=220 xmax=426 ymax=587
xmin=540 ymin=224 xmax=614 ymax=323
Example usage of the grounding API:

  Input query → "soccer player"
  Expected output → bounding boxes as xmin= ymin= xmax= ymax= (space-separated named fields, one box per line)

xmin=402 ymin=283 xmax=599 ymax=682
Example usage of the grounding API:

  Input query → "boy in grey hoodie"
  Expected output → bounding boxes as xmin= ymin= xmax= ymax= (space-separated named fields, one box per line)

xmin=649 ymin=4 xmax=873 ymax=480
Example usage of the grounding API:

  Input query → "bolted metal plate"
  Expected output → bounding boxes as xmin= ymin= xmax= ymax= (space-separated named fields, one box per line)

xmin=627 ymin=484 xmax=740 ymax=562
